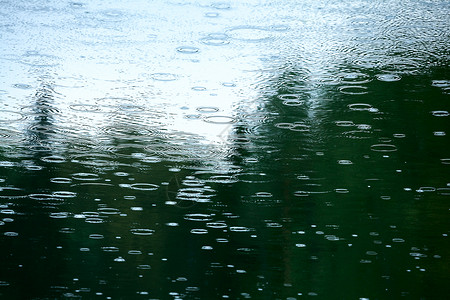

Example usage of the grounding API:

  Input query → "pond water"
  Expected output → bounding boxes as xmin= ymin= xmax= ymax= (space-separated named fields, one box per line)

xmin=0 ymin=0 xmax=449 ymax=299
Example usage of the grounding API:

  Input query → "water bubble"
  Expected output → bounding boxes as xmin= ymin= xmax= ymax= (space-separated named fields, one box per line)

xmin=114 ymin=256 xmax=125 ymax=262
xmin=338 ymin=160 xmax=353 ymax=165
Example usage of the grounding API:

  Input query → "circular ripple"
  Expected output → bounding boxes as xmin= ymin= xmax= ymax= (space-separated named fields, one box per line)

xmin=226 ymin=26 xmax=272 ymax=42
xmin=203 ymin=115 xmax=235 ymax=124
xmin=201 ymin=33 xmax=230 ymax=46
xmin=339 ymin=72 xmax=371 ymax=84
xmin=176 ymin=46 xmax=200 ymax=54
xmin=196 ymin=106 xmax=219 ymax=113
xmin=343 ymin=130 xmax=372 ymax=139
xmin=150 ymin=73 xmax=178 ymax=81
xmin=72 ymin=154 xmax=116 ymax=167
xmin=376 ymin=74 xmax=401 ymax=82
xmin=72 ymin=173 xmax=100 ymax=181
xmin=41 ymin=155 xmax=66 ymax=163
xmin=130 ymin=228 xmax=155 ymax=236
xmin=370 ymin=144 xmax=398 ymax=152
xmin=339 ymin=86 xmax=369 ymax=95
xmin=348 ymin=103 xmax=373 ymax=111
xmin=290 ymin=123 xmax=310 ymax=132
xmin=0 ymin=110 xmax=24 ymax=122
xmin=431 ymin=111 xmax=449 ymax=117
xmin=128 ymin=183 xmax=159 ymax=191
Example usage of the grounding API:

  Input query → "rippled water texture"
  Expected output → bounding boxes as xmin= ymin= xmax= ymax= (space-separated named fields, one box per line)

xmin=0 ymin=0 xmax=449 ymax=299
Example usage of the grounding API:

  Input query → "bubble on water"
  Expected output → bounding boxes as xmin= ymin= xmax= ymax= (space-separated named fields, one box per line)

xmin=176 ymin=46 xmax=200 ymax=54
xmin=130 ymin=228 xmax=155 ymax=236
xmin=203 ymin=115 xmax=235 ymax=124
xmin=335 ymin=188 xmax=349 ymax=193
xmin=376 ymin=74 xmax=401 ymax=82
xmin=114 ymin=256 xmax=125 ymax=262
xmin=431 ymin=110 xmax=449 ymax=117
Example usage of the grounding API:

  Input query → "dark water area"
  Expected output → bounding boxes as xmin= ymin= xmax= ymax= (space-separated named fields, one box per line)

xmin=0 ymin=0 xmax=449 ymax=299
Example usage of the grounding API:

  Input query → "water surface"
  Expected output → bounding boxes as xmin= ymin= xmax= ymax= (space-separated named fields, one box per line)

xmin=0 ymin=0 xmax=449 ymax=299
